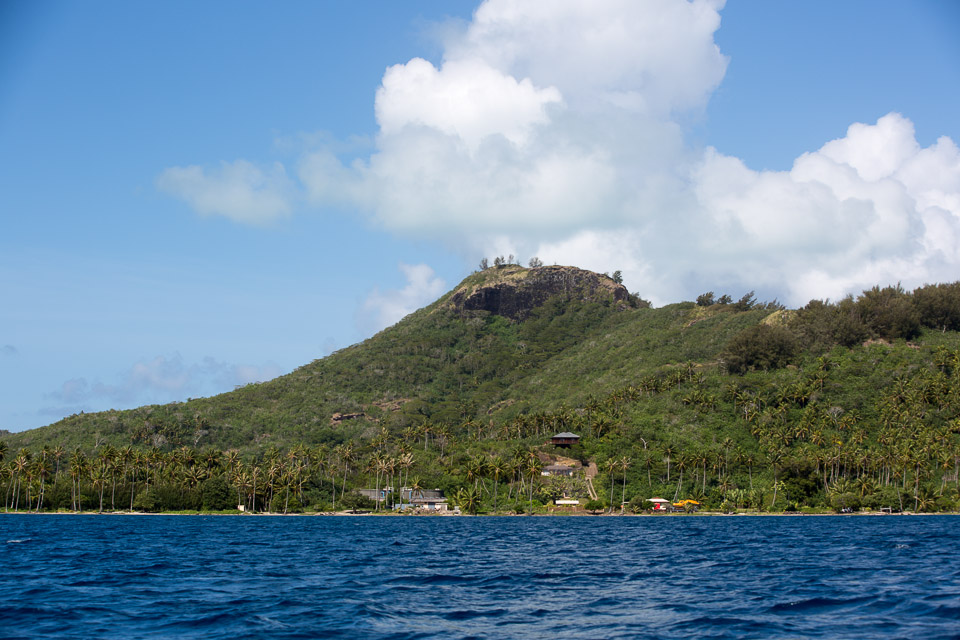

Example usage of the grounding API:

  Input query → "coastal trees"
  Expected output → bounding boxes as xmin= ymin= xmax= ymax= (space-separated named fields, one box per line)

xmin=455 ymin=485 xmax=480 ymax=514
xmin=4 ymin=276 xmax=960 ymax=515
xmin=489 ymin=455 xmax=508 ymax=513
xmin=618 ymin=456 xmax=631 ymax=507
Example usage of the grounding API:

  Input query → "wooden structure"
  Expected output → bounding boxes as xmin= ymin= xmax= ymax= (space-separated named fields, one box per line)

xmin=550 ymin=432 xmax=581 ymax=447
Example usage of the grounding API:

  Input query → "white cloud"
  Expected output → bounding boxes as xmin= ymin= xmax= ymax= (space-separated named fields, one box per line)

xmin=451 ymin=0 xmax=727 ymax=115
xmin=156 ymin=160 xmax=293 ymax=225
xmin=360 ymin=263 xmax=447 ymax=333
xmin=171 ymin=0 xmax=960 ymax=307
xmin=299 ymin=0 xmax=724 ymax=245
xmin=376 ymin=57 xmax=562 ymax=151
xmin=44 ymin=354 xmax=283 ymax=413
xmin=688 ymin=113 xmax=960 ymax=304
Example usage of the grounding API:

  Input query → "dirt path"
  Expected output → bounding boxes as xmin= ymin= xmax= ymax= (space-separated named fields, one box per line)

xmin=584 ymin=461 xmax=599 ymax=500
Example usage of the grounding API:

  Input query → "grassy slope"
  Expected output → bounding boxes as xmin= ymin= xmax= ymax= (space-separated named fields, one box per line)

xmin=9 ymin=267 xmax=960 ymax=474
xmin=8 ymin=278 xmax=760 ymax=451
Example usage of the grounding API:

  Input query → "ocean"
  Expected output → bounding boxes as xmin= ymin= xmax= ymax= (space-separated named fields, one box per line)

xmin=2 ymin=514 xmax=959 ymax=639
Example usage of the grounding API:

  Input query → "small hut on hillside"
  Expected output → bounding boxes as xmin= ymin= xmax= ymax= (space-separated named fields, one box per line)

xmin=550 ymin=432 xmax=580 ymax=447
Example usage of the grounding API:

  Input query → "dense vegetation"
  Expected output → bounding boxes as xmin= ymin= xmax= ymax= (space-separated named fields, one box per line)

xmin=4 ymin=267 xmax=960 ymax=514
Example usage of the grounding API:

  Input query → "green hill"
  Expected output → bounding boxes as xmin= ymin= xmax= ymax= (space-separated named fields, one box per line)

xmin=7 ymin=265 xmax=645 ymax=451
xmin=4 ymin=265 xmax=960 ymax=514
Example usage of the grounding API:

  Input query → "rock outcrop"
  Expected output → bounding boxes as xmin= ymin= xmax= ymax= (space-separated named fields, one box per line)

xmin=447 ymin=265 xmax=630 ymax=320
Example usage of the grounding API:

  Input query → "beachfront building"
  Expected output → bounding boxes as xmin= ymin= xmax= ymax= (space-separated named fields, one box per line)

xmin=394 ymin=488 xmax=448 ymax=512
xmin=359 ymin=488 xmax=392 ymax=503
xmin=409 ymin=496 xmax=449 ymax=511
xmin=647 ymin=497 xmax=671 ymax=511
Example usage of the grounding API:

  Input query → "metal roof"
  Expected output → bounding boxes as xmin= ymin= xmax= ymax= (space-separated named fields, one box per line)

xmin=552 ymin=432 xmax=580 ymax=438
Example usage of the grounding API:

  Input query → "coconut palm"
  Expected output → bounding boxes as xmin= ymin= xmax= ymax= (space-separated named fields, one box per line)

xmin=369 ymin=452 xmax=387 ymax=511
xmin=32 ymin=454 xmax=50 ymax=512
xmin=69 ymin=449 xmax=87 ymax=512
xmin=718 ymin=476 xmax=734 ymax=498
xmin=408 ymin=476 xmax=424 ymax=504
xmin=489 ymin=455 xmax=508 ymax=513
xmin=663 ymin=445 xmax=675 ymax=483
xmin=12 ymin=451 xmax=29 ymax=511
xmin=619 ymin=456 xmax=632 ymax=507
xmin=916 ymin=489 xmax=937 ymax=513
xmin=526 ymin=456 xmax=543 ymax=512
xmin=605 ymin=458 xmax=618 ymax=511
xmin=396 ymin=452 xmax=414 ymax=509
xmin=467 ymin=455 xmax=487 ymax=492
xmin=672 ymin=455 xmax=688 ymax=503
xmin=454 ymin=485 xmax=480 ymax=514
xmin=91 ymin=458 xmax=109 ymax=513
xmin=333 ymin=444 xmax=354 ymax=511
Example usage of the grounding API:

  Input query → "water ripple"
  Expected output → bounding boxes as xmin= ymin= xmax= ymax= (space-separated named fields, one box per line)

xmin=2 ymin=514 xmax=960 ymax=638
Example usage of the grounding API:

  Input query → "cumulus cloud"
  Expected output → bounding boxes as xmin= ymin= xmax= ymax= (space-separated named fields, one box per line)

xmin=44 ymin=354 xmax=283 ymax=414
xmin=156 ymin=160 xmax=293 ymax=225
xmin=300 ymin=0 xmax=724 ymax=245
xmin=168 ymin=0 xmax=960 ymax=307
xmin=377 ymin=57 xmax=562 ymax=151
xmin=360 ymin=263 xmax=447 ymax=333
xmin=688 ymin=113 xmax=960 ymax=303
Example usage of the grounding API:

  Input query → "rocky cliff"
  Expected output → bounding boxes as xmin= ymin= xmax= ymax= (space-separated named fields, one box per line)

xmin=446 ymin=265 xmax=631 ymax=320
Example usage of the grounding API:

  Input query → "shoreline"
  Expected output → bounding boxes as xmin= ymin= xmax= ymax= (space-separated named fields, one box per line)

xmin=2 ymin=509 xmax=954 ymax=517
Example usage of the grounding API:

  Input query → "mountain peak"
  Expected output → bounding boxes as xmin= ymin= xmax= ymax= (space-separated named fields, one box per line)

xmin=445 ymin=264 xmax=630 ymax=320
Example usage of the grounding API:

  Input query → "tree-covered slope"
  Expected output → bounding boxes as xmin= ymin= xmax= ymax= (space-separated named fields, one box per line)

xmin=7 ymin=265 xmax=642 ymax=450
xmin=5 ymin=265 xmax=960 ymax=514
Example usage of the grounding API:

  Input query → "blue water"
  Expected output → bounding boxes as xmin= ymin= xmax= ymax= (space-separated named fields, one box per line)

xmin=2 ymin=515 xmax=960 ymax=639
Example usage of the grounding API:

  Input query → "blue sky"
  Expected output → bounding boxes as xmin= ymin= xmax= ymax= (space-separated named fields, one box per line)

xmin=2 ymin=0 xmax=959 ymax=433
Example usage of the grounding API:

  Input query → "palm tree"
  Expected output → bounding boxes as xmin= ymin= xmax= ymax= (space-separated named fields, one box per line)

xmin=606 ymin=458 xmax=618 ymax=511
xmin=526 ymin=456 xmax=543 ymax=513
xmin=455 ymin=486 xmax=480 ymax=515
xmin=916 ymin=489 xmax=937 ymax=513
xmin=32 ymin=451 xmax=50 ymax=512
xmin=398 ymin=453 xmax=414 ymax=508
xmin=369 ymin=452 xmax=387 ymax=511
xmin=467 ymin=455 xmax=487 ymax=492
xmin=767 ymin=446 xmax=785 ymax=509
xmin=12 ymin=451 xmax=29 ymax=511
xmin=334 ymin=444 xmax=354 ymax=511
xmin=489 ymin=456 xmax=508 ymax=513
xmin=663 ymin=445 xmax=674 ymax=483
xmin=718 ymin=476 xmax=734 ymax=498
xmin=69 ymin=449 xmax=87 ymax=512
xmin=1 ymin=465 xmax=12 ymax=512
xmin=641 ymin=449 xmax=655 ymax=489
xmin=672 ymin=455 xmax=687 ymax=502
xmin=435 ymin=423 xmax=452 ymax=458
xmin=91 ymin=458 xmax=109 ymax=513
xmin=52 ymin=445 xmax=65 ymax=478
xmin=250 ymin=463 xmax=261 ymax=513
xmin=855 ymin=475 xmax=876 ymax=498
xmin=408 ymin=476 xmax=424 ymax=505
xmin=619 ymin=456 xmax=632 ymax=507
